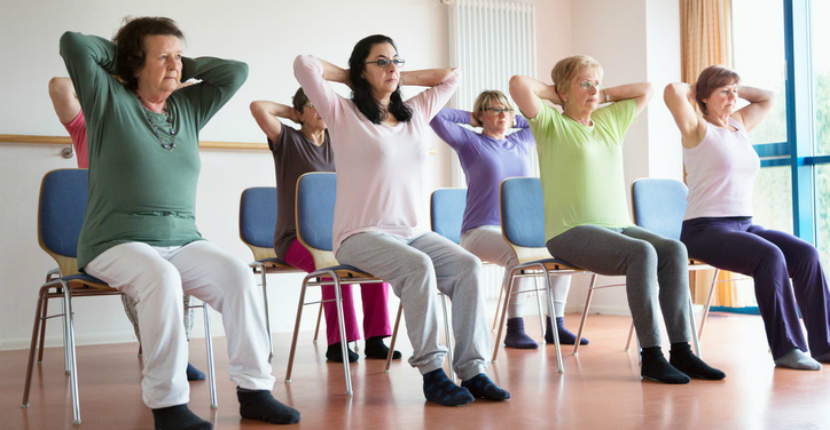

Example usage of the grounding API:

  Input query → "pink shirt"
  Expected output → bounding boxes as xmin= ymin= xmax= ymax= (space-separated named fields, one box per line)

xmin=294 ymin=55 xmax=460 ymax=253
xmin=683 ymin=116 xmax=760 ymax=220
xmin=63 ymin=110 xmax=89 ymax=168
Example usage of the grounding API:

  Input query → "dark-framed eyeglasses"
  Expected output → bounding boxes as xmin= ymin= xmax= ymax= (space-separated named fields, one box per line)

xmin=365 ymin=58 xmax=406 ymax=69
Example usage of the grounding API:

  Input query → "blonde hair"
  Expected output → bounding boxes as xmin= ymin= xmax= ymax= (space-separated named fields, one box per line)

xmin=551 ymin=55 xmax=603 ymax=97
xmin=472 ymin=90 xmax=514 ymax=122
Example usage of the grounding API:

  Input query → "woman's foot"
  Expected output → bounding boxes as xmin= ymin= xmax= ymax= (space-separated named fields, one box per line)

xmin=186 ymin=362 xmax=206 ymax=381
xmin=641 ymin=347 xmax=690 ymax=384
xmin=669 ymin=342 xmax=726 ymax=380
xmin=775 ymin=348 xmax=821 ymax=370
xmin=326 ymin=342 xmax=359 ymax=363
xmin=504 ymin=318 xmax=539 ymax=349
xmin=422 ymin=368 xmax=474 ymax=406
xmin=461 ymin=374 xmax=510 ymax=400
xmin=152 ymin=404 xmax=211 ymax=430
xmin=545 ymin=316 xmax=589 ymax=345
xmin=237 ymin=388 xmax=300 ymax=424
xmin=365 ymin=336 xmax=402 ymax=359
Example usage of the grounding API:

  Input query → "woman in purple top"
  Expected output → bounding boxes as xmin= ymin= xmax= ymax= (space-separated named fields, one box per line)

xmin=250 ymin=88 xmax=398 ymax=364
xmin=429 ymin=90 xmax=584 ymax=349
xmin=665 ymin=65 xmax=830 ymax=370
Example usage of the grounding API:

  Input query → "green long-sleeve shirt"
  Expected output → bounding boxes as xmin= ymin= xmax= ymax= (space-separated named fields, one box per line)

xmin=59 ymin=31 xmax=248 ymax=268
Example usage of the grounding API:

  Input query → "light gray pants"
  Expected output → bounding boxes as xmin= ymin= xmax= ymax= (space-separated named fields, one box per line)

xmin=336 ymin=231 xmax=489 ymax=381
xmin=546 ymin=225 xmax=691 ymax=348
xmin=461 ymin=225 xmax=571 ymax=318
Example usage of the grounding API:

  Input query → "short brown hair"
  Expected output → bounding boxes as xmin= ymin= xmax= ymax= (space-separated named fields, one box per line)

xmin=472 ymin=90 xmax=513 ymax=122
xmin=113 ymin=17 xmax=184 ymax=91
xmin=292 ymin=87 xmax=310 ymax=124
xmin=551 ymin=55 xmax=603 ymax=97
xmin=695 ymin=65 xmax=740 ymax=114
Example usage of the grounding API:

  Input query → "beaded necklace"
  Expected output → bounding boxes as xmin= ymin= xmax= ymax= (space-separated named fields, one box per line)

xmin=136 ymin=93 xmax=177 ymax=151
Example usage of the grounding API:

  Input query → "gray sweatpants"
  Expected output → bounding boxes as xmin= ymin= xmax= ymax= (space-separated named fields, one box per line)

xmin=546 ymin=225 xmax=691 ymax=348
xmin=336 ymin=231 xmax=489 ymax=381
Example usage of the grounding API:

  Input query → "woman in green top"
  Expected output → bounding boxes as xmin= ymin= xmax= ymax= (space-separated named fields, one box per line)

xmin=60 ymin=17 xmax=298 ymax=429
xmin=509 ymin=55 xmax=725 ymax=384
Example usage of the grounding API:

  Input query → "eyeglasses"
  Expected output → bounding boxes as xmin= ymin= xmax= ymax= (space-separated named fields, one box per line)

xmin=365 ymin=58 xmax=406 ymax=69
xmin=304 ymin=103 xmax=315 ymax=109
xmin=483 ymin=107 xmax=514 ymax=114
xmin=577 ymin=80 xmax=601 ymax=91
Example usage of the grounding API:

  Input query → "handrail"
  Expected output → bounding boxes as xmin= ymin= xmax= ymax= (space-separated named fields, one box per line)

xmin=0 ymin=134 xmax=268 ymax=151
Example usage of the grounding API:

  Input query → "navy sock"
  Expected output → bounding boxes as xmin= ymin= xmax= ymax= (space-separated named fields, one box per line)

xmin=422 ymin=368 xmax=474 ymax=406
xmin=237 ymin=388 xmax=300 ymax=424
xmin=669 ymin=343 xmax=726 ymax=380
xmin=545 ymin=316 xmax=588 ymax=345
xmin=461 ymin=374 xmax=511 ymax=400
xmin=640 ymin=347 xmax=690 ymax=384
xmin=186 ymin=362 xmax=206 ymax=381
xmin=365 ymin=336 xmax=402 ymax=360
xmin=326 ymin=342 xmax=358 ymax=363
xmin=504 ymin=318 xmax=539 ymax=349
xmin=152 ymin=404 xmax=211 ymax=430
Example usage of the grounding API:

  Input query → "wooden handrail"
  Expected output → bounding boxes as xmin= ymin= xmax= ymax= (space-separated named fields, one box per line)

xmin=0 ymin=134 xmax=268 ymax=151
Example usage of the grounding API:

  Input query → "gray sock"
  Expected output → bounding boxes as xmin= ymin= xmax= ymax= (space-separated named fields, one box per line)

xmin=774 ymin=349 xmax=822 ymax=370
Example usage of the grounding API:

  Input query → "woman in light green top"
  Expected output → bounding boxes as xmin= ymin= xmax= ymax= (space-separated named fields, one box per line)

xmin=509 ymin=55 xmax=725 ymax=384
xmin=61 ymin=16 xmax=298 ymax=429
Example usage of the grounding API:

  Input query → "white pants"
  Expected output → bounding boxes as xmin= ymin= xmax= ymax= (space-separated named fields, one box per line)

xmin=460 ymin=225 xmax=571 ymax=319
xmin=85 ymin=240 xmax=274 ymax=408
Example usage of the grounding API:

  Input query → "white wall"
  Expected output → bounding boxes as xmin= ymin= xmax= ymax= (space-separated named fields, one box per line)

xmin=0 ymin=0 xmax=570 ymax=350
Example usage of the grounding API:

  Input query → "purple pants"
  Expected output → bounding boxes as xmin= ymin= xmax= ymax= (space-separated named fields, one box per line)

xmin=680 ymin=217 xmax=830 ymax=359
xmin=284 ymin=239 xmax=392 ymax=345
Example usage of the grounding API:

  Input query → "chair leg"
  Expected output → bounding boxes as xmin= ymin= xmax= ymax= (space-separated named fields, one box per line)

xmin=313 ymin=303 xmax=324 ymax=343
xmin=37 ymin=294 xmax=49 ymax=364
xmin=491 ymin=272 xmax=505 ymax=332
xmin=23 ymin=285 xmax=50 ymax=408
xmin=63 ymin=284 xmax=81 ymax=425
xmin=492 ymin=270 xmax=517 ymax=362
xmin=544 ymin=273 xmax=564 ymax=374
xmin=440 ymin=294 xmax=455 ymax=382
xmin=285 ymin=278 xmax=310 ymax=382
xmin=688 ymin=295 xmax=701 ymax=357
xmin=385 ymin=304 xmax=403 ymax=373
xmin=625 ymin=321 xmax=636 ymax=352
xmin=202 ymin=302 xmax=218 ymax=409
xmin=61 ymin=295 xmax=71 ymax=374
xmin=533 ymin=275 xmax=546 ymax=343
xmin=698 ymin=268 xmax=720 ymax=340
xmin=574 ymin=274 xmax=598 ymax=355
xmin=333 ymin=277 xmax=353 ymax=396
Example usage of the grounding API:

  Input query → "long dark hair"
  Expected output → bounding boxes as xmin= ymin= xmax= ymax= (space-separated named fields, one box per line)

xmin=348 ymin=35 xmax=412 ymax=124
xmin=113 ymin=17 xmax=185 ymax=91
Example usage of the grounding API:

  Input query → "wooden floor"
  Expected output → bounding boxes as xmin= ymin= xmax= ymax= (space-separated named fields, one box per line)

xmin=3 ymin=312 xmax=830 ymax=430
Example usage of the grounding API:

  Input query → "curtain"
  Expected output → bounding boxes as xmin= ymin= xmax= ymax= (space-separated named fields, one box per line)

xmin=680 ymin=0 xmax=741 ymax=307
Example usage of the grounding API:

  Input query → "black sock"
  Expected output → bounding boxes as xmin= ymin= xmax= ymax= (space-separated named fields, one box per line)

xmin=422 ymin=368 xmax=474 ymax=406
xmin=669 ymin=342 xmax=726 ymax=380
xmin=504 ymin=318 xmax=539 ymax=349
xmin=326 ymin=342 xmax=358 ymax=363
xmin=640 ymin=346 xmax=690 ymax=384
xmin=461 ymin=374 xmax=511 ymax=400
xmin=237 ymin=388 xmax=300 ymax=424
xmin=151 ymin=404 xmax=211 ymax=430
xmin=545 ymin=316 xmax=589 ymax=345
xmin=365 ymin=336 xmax=402 ymax=360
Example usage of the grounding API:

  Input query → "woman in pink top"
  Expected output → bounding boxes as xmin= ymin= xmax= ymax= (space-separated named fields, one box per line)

xmin=666 ymin=65 xmax=830 ymax=370
xmin=294 ymin=35 xmax=508 ymax=406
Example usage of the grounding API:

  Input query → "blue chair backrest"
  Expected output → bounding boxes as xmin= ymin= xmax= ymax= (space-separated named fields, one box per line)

xmin=240 ymin=187 xmax=278 ymax=248
xmin=431 ymin=188 xmax=467 ymax=244
xmin=296 ymin=172 xmax=336 ymax=251
xmin=500 ymin=177 xmax=546 ymax=248
xmin=39 ymin=169 xmax=88 ymax=258
xmin=631 ymin=178 xmax=688 ymax=241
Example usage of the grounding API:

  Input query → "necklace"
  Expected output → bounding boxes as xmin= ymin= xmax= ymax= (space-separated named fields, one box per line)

xmin=136 ymin=93 xmax=177 ymax=151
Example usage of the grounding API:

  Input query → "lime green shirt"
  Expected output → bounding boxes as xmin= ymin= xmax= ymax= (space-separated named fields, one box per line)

xmin=60 ymin=32 xmax=248 ymax=268
xmin=528 ymin=98 xmax=637 ymax=241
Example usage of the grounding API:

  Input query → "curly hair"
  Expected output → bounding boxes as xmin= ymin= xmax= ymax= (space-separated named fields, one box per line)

xmin=113 ymin=16 xmax=184 ymax=91
xmin=348 ymin=34 xmax=412 ymax=124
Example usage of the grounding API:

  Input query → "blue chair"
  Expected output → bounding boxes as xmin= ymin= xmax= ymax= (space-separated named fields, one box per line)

xmin=286 ymin=173 xmax=453 ymax=395
xmin=493 ymin=177 xmax=600 ymax=371
xmin=22 ymin=169 xmax=218 ymax=425
xmin=632 ymin=178 xmax=735 ymax=346
xmin=239 ymin=187 xmax=305 ymax=360
xmin=430 ymin=188 xmax=467 ymax=245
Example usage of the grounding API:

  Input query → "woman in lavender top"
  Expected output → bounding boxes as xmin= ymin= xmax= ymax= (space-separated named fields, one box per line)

xmin=429 ymin=90 xmax=584 ymax=349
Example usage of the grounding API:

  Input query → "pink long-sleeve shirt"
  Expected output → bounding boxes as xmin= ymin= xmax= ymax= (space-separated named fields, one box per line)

xmin=293 ymin=55 xmax=460 ymax=253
